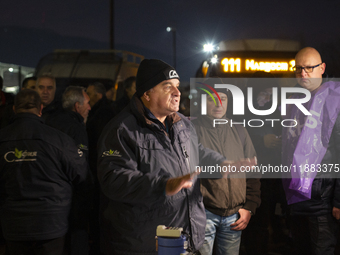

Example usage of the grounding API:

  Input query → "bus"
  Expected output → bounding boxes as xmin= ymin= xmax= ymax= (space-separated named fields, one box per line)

xmin=198 ymin=39 xmax=300 ymax=78
xmin=190 ymin=39 xmax=302 ymax=116
xmin=35 ymin=49 xmax=144 ymax=101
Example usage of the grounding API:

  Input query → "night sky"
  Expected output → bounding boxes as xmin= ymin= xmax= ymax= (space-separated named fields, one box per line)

xmin=1 ymin=0 xmax=340 ymax=82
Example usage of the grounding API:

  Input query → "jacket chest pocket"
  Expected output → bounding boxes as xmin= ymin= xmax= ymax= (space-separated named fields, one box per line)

xmin=136 ymin=139 xmax=172 ymax=175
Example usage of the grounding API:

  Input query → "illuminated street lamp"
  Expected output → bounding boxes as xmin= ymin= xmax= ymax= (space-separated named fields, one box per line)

xmin=203 ymin=43 xmax=214 ymax=52
xmin=166 ymin=26 xmax=176 ymax=69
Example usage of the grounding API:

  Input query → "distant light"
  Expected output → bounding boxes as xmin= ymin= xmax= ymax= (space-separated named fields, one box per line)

xmin=211 ymin=57 xmax=218 ymax=64
xmin=203 ymin=44 xmax=214 ymax=52
xmin=166 ymin=27 xmax=173 ymax=32
xmin=8 ymin=68 xmax=14 ymax=72
xmin=4 ymin=87 xmax=16 ymax=93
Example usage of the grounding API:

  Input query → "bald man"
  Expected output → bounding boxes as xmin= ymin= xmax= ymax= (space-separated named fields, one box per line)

xmin=283 ymin=47 xmax=340 ymax=255
xmin=295 ymin=47 xmax=325 ymax=91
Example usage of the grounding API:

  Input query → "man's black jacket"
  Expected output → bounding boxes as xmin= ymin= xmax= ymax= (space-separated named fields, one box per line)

xmin=47 ymin=110 xmax=89 ymax=159
xmin=0 ymin=113 xmax=92 ymax=241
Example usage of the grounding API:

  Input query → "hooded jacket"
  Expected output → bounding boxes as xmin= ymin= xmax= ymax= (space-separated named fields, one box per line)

xmin=97 ymin=95 xmax=226 ymax=254
xmin=193 ymin=116 xmax=261 ymax=216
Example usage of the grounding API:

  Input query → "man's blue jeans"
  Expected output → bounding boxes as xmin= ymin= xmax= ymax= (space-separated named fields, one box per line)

xmin=199 ymin=209 xmax=242 ymax=255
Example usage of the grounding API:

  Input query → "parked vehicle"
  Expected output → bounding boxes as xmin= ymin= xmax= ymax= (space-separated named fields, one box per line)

xmin=35 ymin=49 xmax=144 ymax=101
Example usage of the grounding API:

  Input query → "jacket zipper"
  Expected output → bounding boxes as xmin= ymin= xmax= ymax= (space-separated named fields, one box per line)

xmin=182 ymin=145 xmax=197 ymax=251
xmin=183 ymin=146 xmax=190 ymax=172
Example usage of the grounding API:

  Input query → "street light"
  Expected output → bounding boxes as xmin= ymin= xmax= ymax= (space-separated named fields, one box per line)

xmin=166 ymin=26 xmax=176 ymax=69
xmin=203 ymin=43 xmax=214 ymax=52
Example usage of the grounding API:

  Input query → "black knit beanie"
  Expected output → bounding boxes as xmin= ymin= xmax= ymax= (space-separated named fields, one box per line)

xmin=136 ymin=59 xmax=180 ymax=97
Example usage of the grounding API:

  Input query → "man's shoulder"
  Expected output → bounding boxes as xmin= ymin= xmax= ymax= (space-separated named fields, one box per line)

xmin=43 ymin=123 xmax=79 ymax=145
xmin=101 ymin=107 xmax=140 ymax=137
xmin=48 ymin=111 xmax=83 ymax=128
xmin=174 ymin=112 xmax=191 ymax=126
xmin=0 ymin=116 xmax=76 ymax=150
xmin=26 ymin=116 xmax=76 ymax=143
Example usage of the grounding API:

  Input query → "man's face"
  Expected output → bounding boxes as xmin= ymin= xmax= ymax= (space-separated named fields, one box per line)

xmin=77 ymin=91 xmax=91 ymax=123
xmin=207 ymin=92 xmax=228 ymax=119
xmin=126 ymin=81 xmax=136 ymax=99
xmin=26 ymin=80 xmax=36 ymax=90
xmin=36 ymin=77 xmax=56 ymax=106
xmin=148 ymin=79 xmax=181 ymax=118
xmin=106 ymin=87 xmax=116 ymax=101
xmin=87 ymin=85 xmax=102 ymax=107
xmin=295 ymin=50 xmax=325 ymax=91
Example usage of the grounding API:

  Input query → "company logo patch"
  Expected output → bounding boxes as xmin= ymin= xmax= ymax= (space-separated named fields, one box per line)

xmin=102 ymin=149 xmax=121 ymax=157
xmin=4 ymin=148 xmax=38 ymax=163
xmin=78 ymin=144 xmax=88 ymax=150
xmin=169 ymin=70 xmax=179 ymax=79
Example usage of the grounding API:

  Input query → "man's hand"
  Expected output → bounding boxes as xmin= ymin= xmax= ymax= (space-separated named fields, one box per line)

xmin=165 ymin=171 xmax=200 ymax=196
xmin=264 ymin=134 xmax=281 ymax=149
xmin=230 ymin=208 xmax=252 ymax=231
xmin=219 ymin=157 xmax=257 ymax=177
xmin=332 ymin=207 xmax=340 ymax=220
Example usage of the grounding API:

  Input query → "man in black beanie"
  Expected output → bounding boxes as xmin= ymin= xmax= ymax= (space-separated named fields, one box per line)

xmin=97 ymin=59 xmax=256 ymax=254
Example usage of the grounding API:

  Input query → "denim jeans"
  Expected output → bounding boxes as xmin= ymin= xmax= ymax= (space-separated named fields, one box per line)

xmin=199 ymin=209 xmax=242 ymax=255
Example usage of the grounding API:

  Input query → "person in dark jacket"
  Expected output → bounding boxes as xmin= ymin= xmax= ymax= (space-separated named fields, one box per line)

xmin=47 ymin=86 xmax=91 ymax=159
xmin=86 ymin=82 xmax=116 ymax=255
xmin=282 ymin=47 xmax=340 ymax=255
xmin=36 ymin=73 xmax=62 ymax=121
xmin=46 ymin=86 xmax=93 ymax=255
xmin=0 ymin=89 xmax=92 ymax=255
xmin=86 ymin=82 xmax=116 ymax=173
xmin=97 ymin=59 xmax=256 ymax=255
xmin=0 ymin=76 xmax=38 ymax=128
xmin=243 ymin=75 xmax=287 ymax=254
xmin=112 ymin=76 xmax=136 ymax=116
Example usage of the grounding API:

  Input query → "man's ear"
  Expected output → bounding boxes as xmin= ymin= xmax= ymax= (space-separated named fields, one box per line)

xmin=74 ymin=102 xmax=80 ymax=113
xmin=143 ymin=91 xmax=150 ymax=102
xmin=321 ymin=63 xmax=326 ymax=74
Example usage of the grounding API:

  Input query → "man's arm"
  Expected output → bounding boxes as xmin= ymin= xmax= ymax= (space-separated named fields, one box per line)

xmin=243 ymin=129 xmax=261 ymax=213
xmin=232 ymin=128 xmax=261 ymax=230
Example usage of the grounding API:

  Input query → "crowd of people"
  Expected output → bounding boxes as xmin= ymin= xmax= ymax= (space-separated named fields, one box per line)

xmin=0 ymin=46 xmax=340 ymax=255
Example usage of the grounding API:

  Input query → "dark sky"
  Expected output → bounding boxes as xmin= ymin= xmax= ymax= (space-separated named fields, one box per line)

xmin=1 ymin=0 xmax=340 ymax=81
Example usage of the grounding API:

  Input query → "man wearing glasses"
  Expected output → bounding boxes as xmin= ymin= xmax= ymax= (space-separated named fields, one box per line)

xmin=283 ymin=47 xmax=340 ymax=255
xmin=293 ymin=47 xmax=326 ymax=91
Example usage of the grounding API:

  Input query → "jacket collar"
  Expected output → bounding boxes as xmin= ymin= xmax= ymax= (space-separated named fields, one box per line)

xmin=65 ymin=110 xmax=84 ymax=124
xmin=13 ymin=112 xmax=45 ymax=124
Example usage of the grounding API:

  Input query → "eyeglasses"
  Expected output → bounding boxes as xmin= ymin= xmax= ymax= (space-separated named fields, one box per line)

xmin=293 ymin=63 xmax=322 ymax=74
